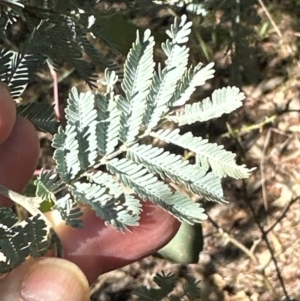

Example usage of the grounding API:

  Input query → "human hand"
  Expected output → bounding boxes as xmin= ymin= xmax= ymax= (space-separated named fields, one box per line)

xmin=0 ymin=86 xmax=180 ymax=301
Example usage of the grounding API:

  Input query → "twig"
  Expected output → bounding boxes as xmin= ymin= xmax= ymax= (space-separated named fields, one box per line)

xmin=260 ymin=128 xmax=290 ymax=215
xmin=221 ymin=115 xmax=276 ymax=138
xmin=260 ymin=128 xmax=271 ymax=214
xmin=258 ymin=0 xmax=282 ymax=38
xmin=242 ymin=180 xmax=291 ymax=301
xmin=265 ymin=196 xmax=300 ymax=235
xmin=33 ymin=169 xmax=53 ymax=176
xmin=258 ymin=0 xmax=294 ymax=56
xmin=227 ymin=122 xmax=292 ymax=299
xmin=222 ymin=106 xmax=299 ymax=139
xmin=49 ymin=64 xmax=61 ymax=120
xmin=207 ymin=214 xmax=258 ymax=264
xmin=258 ymin=0 xmax=283 ymax=39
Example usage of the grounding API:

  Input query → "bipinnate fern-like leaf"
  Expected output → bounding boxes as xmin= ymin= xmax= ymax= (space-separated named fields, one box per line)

xmin=168 ymin=62 xmax=215 ymax=107
xmin=0 ymin=2 xmax=23 ymax=33
xmin=164 ymin=193 xmax=208 ymax=224
xmin=0 ymin=208 xmax=49 ymax=275
xmin=0 ymin=47 xmax=36 ymax=99
xmin=65 ymin=88 xmax=98 ymax=170
xmin=127 ymin=143 xmax=224 ymax=203
xmin=52 ymin=194 xmax=84 ymax=228
xmin=107 ymin=158 xmax=207 ymax=223
xmin=78 ymin=34 xmax=119 ymax=72
xmin=8 ymin=50 xmax=34 ymax=99
xmin=22 ymin=215 xmax=51 ymax=257
xmin=0 ymin=1 xmax=121 ymax=91
xmin=87 ymin=171 xmax=142 ymax=228
xmin=53 ymin=88 xmax=98 ymax=181
xmin=132 ymin=271 xmax=201 ymax=301
xmin=46 ymin=14 xmax=253 ymax=229
xmin=143 ymin=15 xmax=191 ymax=132
xmin=35 ymin=171 xmax=84 ymax=228
xmin=133 ymin=271 xmax=177 ymax=300
xmin=16 ymin=102 xmax=58 ymax=134
xmin=0 ymin=48 xmax=13 ymax=82
xmin=95 ymin=93 xmax=120 ymax=156
xmin=34 ymin=170 xmax=62 ymax=202
xmin=71 ymin=180 xmax=140 ymax=231
xmin=0 ymin=14 xmax=256 ymax=275
xmin=118 ymin=29 xmax=155 ymax=143
xmin=87 ymin=171 xmax=124 ymax=199
xmin=53 ymin=125 xmax=81 ymax=182
xmin=95 ymin=70 xmax=118 ymax=155
xmin=168 ymin=86 xmax=246 ymax=125
xmin=195 ymin=142 xmax=256 ymax=179
xmin=181 ymin=275 xmax=202 ymax=301
xmin=152 ymin=128 xmax=253 ymax=179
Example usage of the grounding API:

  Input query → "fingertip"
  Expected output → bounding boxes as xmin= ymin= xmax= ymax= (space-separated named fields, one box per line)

xmin=48 ymin=202 xmax=180 ymax=283
xmin=0 ymin=258 xmax=90 ymax=301
xmin=0 ymin=86 xmax=16 ymax=144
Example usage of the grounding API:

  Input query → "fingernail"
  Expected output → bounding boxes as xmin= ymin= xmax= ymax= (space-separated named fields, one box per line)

xmin=20 ymin=258 xmax=89 ymax=301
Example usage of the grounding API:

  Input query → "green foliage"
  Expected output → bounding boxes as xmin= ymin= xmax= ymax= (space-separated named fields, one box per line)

xmin=17 ymin=102 xmax=58 ymax=134
xmin=153 ymin=127 xmax=253 ymax=179
xmin=168 ymin=86 xmax=245 ymax=124
xmin=52 ymin=194 xmax=83 ymax=228
xmin=34 ymin=14 xmax=253 ymax=231
xmin=0 ymin=0 xmax=120 ymax=93
xmin=132 ymin=271 xmax=201 ymax=300
xmin=0 ymin=207 xmax=49 ymax=274
xmin=0 ymin=47 xmax=38 ymax=99
xmin=154 ymin=0 xmax=261 ymax=86
xmin=0 ymin=12 xmax=254 ymax=279
xmin=0 ymin=184 xmax=63 ymax=274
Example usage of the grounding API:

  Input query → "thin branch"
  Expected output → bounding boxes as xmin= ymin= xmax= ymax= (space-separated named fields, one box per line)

xmin=242 ymin=180 xmax=291 ymax=301
xmin=258 ymin=0 xmax=294 ymax=57
xmin=260 ymin=128 xmax=291 ymax=215
xmin=227 ymin=123 xmax=292 ymax=300
xmin=221 ymin=115 xmax=276 ymax=138
xmin=206 ymin=214 xmax=258 ymax=264
xmin=34 ymin=169 xmax=53 ymax=176
xmin=49 ymin=64 xmax=61 ymax=120
xmin=258 ymin=0 xmax=282 ymax=38
xmin=265 ymin=196 xmax=300 ymax=235
xmin=260 ymin=127 xmax=271 ymax=214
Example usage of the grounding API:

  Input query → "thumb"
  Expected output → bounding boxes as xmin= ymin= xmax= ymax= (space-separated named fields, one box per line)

xmin=0 ymin=258 xmax=90 ymax=301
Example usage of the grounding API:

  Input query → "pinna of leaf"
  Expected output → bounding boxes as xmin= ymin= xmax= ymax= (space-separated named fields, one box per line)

xmin=0 ymin=14 xmax=254 ymax=275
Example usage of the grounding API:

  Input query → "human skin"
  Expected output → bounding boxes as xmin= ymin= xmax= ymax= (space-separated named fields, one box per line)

xmin=0 ymin=86 xmax=180 ymax=301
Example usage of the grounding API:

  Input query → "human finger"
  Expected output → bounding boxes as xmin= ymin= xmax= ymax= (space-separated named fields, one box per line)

xmin=0 ymin=257 xmax=89 ymax=301
xmin=47 ymin=202 xmax=180 ymax=284
xmin=0 ymin=117 xmax=39 ymax=207
xmin=0 ymin=85 xmax=16 ymax=145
